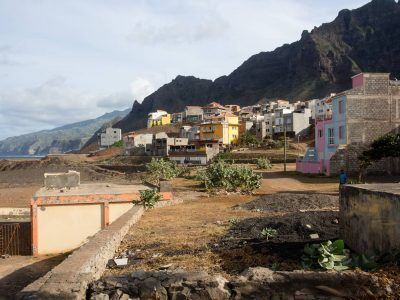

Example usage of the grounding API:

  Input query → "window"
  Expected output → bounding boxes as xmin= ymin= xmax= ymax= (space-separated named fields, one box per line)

xmin=318 ymin=130 xmax=323 ymax=138
xmin=338 ymin=100 xmax=343 ymax=114
xmin=328 ymin=128 xmax=334 ymax=145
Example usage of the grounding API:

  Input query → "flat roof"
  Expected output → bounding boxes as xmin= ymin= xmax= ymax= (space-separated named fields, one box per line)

xmin=34 ymin=183 xmax=150 ymax=198
xmin=347 ymin=183 xmax=400 ymax=196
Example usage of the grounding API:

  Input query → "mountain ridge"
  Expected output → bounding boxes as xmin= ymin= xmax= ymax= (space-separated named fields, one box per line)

xmin=0 ymin=109 xmax=129 ymax=156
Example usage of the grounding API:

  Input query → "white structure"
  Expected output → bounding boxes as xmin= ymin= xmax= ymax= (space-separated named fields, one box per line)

xmin=283 ymin=108 xmax=312 ymax=135
xmin=147 ymin=110 xmax=169 ymax=128
xmin=274 ymin=107 xmax=295 ymax=133
xmin=100 ymin=127 xmax=122 ymax=148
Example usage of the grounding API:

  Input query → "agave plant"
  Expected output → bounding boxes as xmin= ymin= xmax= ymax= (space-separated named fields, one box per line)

xmin=261 ymin=227 xmax=278 ymax=241
xmin=302 ymin=240 xmax=351 ymax=271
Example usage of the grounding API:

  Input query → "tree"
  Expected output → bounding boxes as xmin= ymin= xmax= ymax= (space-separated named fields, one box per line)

xmin=358 ymin=133 xmax=400 ymax=179
xmin=239 ymin=132 xmax=260 ymax=147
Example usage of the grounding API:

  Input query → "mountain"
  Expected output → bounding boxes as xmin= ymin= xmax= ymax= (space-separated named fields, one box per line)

xmin=114 ymin=0 xmax=400 ymax=133
xmin=0 ymin=109 xmax=129 ymax=156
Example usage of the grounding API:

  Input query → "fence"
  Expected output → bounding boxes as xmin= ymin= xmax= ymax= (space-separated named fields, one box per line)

xmin=0 ymin=222 xmax=31 ymax=255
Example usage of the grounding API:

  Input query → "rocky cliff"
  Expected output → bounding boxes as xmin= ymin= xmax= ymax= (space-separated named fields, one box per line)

xmin=115 ymin=0 xmax=400 ymax=133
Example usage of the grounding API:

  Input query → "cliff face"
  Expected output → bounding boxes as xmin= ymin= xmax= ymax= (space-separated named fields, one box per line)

xmin=115 ymin=0 xmax=400 ymax=133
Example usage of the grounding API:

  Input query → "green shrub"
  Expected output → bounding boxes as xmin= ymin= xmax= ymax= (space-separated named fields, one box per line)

xmin=144 ymin=158 xmax=184 ymax=185
xmin=301 ymin=240 xmax=351 ymax=271
xmin=196 ymin=160 xmax=261 ymax=194
xmin=134 ymin=189 xmax=161 ymax=209
xmin=239 ymin=132 xmax=260 ymax=147
xmin=111 ymin=140 xmax=123 ymax=148
xmin=256 ymin=157 xmax=272 ymax=170
xmin=260 ymin=227 xmax=278 ymax=241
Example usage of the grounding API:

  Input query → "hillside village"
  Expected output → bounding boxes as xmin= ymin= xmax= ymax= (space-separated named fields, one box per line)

xmin=3 ymin=0 xmax=400 ymax=299
xmin=99 ymin=72 xmax=400 ymax=176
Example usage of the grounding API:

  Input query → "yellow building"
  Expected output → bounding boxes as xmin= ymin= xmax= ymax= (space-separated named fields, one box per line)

xmin=147 ymin=110 xmax=171 ymax=128
xmin=199 ymin=113 xmax=239 ymax=145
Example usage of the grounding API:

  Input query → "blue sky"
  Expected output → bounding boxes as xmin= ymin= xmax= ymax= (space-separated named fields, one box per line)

xmin=0 ymin=0 xmax=370 ymax=140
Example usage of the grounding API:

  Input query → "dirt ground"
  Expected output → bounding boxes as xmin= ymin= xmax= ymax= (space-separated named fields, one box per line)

xmin=0 ymin=254 xmax=67 ymax=299
xmin=105 ymin=163 xmax=340 ymax=279
xmin=0 ymin=156 xmax=140 ymax=208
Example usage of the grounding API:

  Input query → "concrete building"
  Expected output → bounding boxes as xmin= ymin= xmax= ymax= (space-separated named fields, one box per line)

xmin=171 ymin=112 xmax=183 ymax=124
xmin=153 ymin=132 xmax=189 ymax=157
xmin=183 ymin=106 xmax=203 ymax=123
xmin=202 ymin=102 xmax=227 ymax=120
xmin=273 ymin=107 xmax=295 ymax=134
xmin=169 ymin=141 xmax=220 ymax=165
xmin=297 ymin=73 xmax=400 ymax=175
xmin=99 ymin=127 xmax=122 ymax=148
xmin=147 ymin=110 xmax=171 ymax=128
xmin=200 ymin=113 xmax=239 ymax=146
xmin=123 ymin=133 xmax=153 ymax=155
xmin=283 ymin=108 xmax=312 ymax=136
xmin=180 ymin=125 xmax=200 ymax=141
xmin=225 ymin=104 xmax=241 ymax=113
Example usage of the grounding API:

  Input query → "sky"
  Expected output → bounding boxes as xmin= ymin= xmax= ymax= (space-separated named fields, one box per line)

xmin=0 ymin=0 xmax=370 ymax=140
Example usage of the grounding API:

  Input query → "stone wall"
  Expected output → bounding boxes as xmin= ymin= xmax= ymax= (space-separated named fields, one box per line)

xmin=329 ymin=74 xmax=400 ymax=175
xmin=340 ymin=184 xmax=400 ymax=255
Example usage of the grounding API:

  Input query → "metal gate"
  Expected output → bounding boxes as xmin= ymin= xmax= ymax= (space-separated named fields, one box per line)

xmin=0 ymin=222 xmax=31 ymax=255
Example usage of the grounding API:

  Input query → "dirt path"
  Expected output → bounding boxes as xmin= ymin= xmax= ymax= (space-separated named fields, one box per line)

xmin=0 ymin=255 xmax=66 ymax=299
xmin=105 ymin=164 xmax=339 ymax=279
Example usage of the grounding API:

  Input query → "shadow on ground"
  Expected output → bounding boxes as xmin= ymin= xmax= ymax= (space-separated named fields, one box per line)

xmin=0 ymin=254 xmax=66 ymax=300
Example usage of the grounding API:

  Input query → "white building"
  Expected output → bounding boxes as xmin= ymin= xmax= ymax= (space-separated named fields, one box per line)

xmin=283 ymin=108 xmax=312 ymax=136
xmin=274 ymin=107 xmax=295 ymax=133
xmin=100 ymin=128 xmax=122 ymax=148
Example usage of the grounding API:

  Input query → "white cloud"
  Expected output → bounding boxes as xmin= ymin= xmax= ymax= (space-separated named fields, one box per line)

xmin=0 ymin=76 xmax=132 ymax=140
xmin=130 ymin=78 xmax=155 ymax=102
xmin=127 ymin=16 xmax=228 ymax=45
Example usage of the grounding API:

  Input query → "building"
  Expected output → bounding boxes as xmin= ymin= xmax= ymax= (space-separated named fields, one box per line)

xmin=183 ymin=106 xmax=204 ymax=123
xmin=297 ymin=73 xmax=400 ymax=175
xmin=199 ymin=113 xmax=239 ymax=146
xmin=169 ymin=141 xmax=220 ymax=165
xmin=153 ymin=132 xmax=188 ymax=156
xmin=238 ymin=121 xmax=254 ymax=136
xmin=99 ymin=127 xmax=122 ymax=148
xmin=283 ymin=108 xmax=312 ymax=136
xmin=180 ymin=125 xmax=200 ymax=141
xmin=147 ymin=110 xmax=171 ymax=128
xmin=202 ymin=102 xmax=227 ymax=120
xmin=123 ymin=133 xmax=153 ymax=155
xmin=273 ymin=107 xmax=295 ymax=134
xmin=171 ymin=112 xmax=183 ymax=124
xmin=225 ymin=104 xmax=241 ymax=113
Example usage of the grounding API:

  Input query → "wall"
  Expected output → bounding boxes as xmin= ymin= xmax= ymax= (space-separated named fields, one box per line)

xmin=37 ymin=204 xmax=103 ymax=254
xmin=340 ymin=184 xmax=400 ymax=255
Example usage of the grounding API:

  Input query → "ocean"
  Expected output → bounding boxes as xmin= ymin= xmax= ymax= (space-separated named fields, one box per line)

xmin=0 ymin=155 xmax=44 ymax=161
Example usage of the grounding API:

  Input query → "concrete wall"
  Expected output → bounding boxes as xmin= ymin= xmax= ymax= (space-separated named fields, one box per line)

xmin=109 ymin=203 xmax=134 ymax=223
xmin=37 ymin=204 xmax=103 ymax=254
xmin=340 ymin=184 xmax=400 ymax=255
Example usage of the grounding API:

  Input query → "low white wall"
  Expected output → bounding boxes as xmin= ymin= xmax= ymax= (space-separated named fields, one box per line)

xmin=37 ymin=204 xmax=103 ymax=254
xmin=109 ymin=203 xmax=134 ymax=223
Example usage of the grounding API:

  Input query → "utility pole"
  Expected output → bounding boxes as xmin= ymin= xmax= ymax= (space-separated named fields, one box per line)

xmin=284 ymin=123 xmax=287 ymax=172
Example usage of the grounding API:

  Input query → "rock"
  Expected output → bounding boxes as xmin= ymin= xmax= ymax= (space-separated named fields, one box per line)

xmin=305 ymin=224 xmax=312 ymax=229
xmin=94 ymin=293 xmax=109 ymax=300
xmin=159 ymin=263 xmax=173 ymax=270
xmin=309 ymin=233 xmax=319 ymax=239
xmin=114 ymin=258 xmax=128 ymax=267
xmin=120 ymin=294 xmax=130 ymax=300
xmin=152 ymin=253 xmax=163 ymax=258
xmin=239 ymin=267 xmax=275 ymax=282
xmin=332 ymin=219 xmax=339 ymax=224
xmin=139 ymin=277 xmax=168 ymax=300
xmin=131 ymin=270 xmax=150 ymax=281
